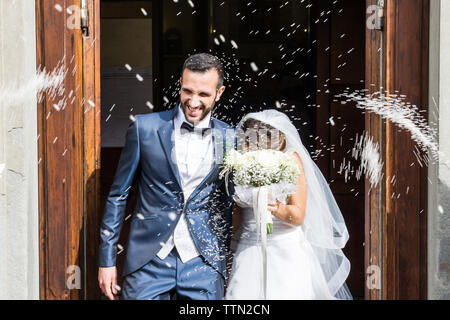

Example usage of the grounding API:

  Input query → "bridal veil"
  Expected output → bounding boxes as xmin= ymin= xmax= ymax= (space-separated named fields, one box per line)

xmin=235 ymin=109 xmax=353 ymax=300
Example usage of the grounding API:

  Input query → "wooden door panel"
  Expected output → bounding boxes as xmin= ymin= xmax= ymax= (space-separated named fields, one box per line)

xmin=365 ymin=0 xmax=383 ymax=301
xmin=313 ymin=0 xmax=366 ymax=299
xmin=36 ymin=0 xmax=84 ymax=300
xmin=82 ymin=0 xmax=102 ymax=300
xmin=37 ymin=0 xmax=102 ymax=300
xmin=382 ymin=0 xmax=428 ymax=300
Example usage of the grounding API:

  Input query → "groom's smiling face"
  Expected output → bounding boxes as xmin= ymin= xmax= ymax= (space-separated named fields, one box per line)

xmin=180 ymin=68 xmax=225 ymax=125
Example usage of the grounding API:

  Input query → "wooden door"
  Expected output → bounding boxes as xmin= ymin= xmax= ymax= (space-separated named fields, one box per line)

xmin=313 ymin=0 xmax=366 ymax=299
xmin=36 ymin=0 xmax=101 ymax=299
xmin=36 ymin=0 xmax=90 ymax=299
xmin=382 ymin=0 xmax=429 ymax=300
xmin=365 ymin=0 xmax=429 ymax=299
xmin=82 ymin=0 xmax=102 ymax=300
xmin=314 ymin=0 xmax=429 ymax=300
xmin=365 ymin=0 xmax=383 ymax=300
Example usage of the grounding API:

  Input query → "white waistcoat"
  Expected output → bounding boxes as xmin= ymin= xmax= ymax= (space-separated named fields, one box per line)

xmin=156 ymin=106 xmax=213 ymax=263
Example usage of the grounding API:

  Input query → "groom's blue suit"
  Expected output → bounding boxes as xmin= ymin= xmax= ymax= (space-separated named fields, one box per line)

xmin=98 ymin=106 xmax=235 ymax=299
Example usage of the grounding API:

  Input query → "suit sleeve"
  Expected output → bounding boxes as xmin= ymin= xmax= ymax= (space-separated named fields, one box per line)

xmin=98 ymin=117 xmax=141 ymax=267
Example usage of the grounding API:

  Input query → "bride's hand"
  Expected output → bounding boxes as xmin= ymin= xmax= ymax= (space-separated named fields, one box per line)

xmin=268 ymin=152 xmax=307 ymax=226
xmin=268 ymin=197 xmax=303 ymax=225
xmin=267 ymin=200 xmax=284 ymax=219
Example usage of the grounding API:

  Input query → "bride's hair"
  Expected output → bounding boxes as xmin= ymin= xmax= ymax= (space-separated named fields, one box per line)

xmin=240 ymin=118 xmax=287 ymax=152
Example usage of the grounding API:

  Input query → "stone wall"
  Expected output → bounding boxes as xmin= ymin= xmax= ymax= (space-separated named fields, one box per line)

xmin=0 ymin=0 xmax=39 ymax=299
xmin=428 ymin=0 xmax=450 ymax=300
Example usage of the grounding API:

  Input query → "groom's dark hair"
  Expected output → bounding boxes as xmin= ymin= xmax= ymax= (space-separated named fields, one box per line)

xmin=182 ymin=53 xmax=225 ymax=89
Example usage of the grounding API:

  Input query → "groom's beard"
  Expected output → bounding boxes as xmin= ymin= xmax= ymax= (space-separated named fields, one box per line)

xmin=181 ymin=94 xmax=218 ymax=125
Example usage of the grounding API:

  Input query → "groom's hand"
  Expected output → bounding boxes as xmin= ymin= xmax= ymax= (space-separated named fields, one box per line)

xmin=98 ymin=267 xmax=119 ymax=300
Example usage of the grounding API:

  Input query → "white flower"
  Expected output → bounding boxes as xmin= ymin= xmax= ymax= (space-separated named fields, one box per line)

xmin=222 ymin=149 xmax=302 ymax=236
xmin=224 ymin=149 xmax=242 ymax=168
xmin=222 ymin=149 xmax=300 ymax=188
xmin=256 ymin=150 xmax=279 ymax=168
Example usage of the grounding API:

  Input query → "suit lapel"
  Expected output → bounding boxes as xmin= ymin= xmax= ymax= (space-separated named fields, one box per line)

xmin=157 ymin=110 xmax=183 ymax=191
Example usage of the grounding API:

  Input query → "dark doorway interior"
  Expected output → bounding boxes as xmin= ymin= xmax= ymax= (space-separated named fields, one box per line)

xmin=98 ymin=0 xmax=365 ymax=299
xmin=99 ymin=0 xmax=156 ymax=289
xmin=312 ymin=0 xmax=366 ymax=299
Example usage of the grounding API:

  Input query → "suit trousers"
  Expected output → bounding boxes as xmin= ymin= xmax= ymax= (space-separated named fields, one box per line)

xmin=121 ymin=248 xmax=224 ymax=300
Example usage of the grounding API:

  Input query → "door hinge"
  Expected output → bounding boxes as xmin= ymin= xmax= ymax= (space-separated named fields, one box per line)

xmin=81 ymin=0 xmax=90 ymax=37
xmin=375 ymin=0 xmax=385 ymax=30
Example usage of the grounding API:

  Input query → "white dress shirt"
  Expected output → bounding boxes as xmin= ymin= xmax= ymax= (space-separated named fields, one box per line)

xmin=156 ymin=105 xmax=214 ymax=263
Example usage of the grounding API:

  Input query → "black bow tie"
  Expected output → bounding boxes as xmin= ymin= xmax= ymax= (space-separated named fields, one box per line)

xmin=180 ymin=121 xmax=211 ymax=137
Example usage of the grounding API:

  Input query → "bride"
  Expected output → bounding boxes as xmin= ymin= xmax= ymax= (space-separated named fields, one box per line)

xmin=224 ymin=110 xmax=353 ymax=300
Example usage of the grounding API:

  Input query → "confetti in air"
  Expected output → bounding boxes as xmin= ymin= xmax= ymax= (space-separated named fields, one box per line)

xmin=0 ymin=60 xmax=67 ymax=110
xmin=146 ymin=101 xmax=154 ymax=110
xmin=275 ymin=101 xmax=282 ymax=109
xmin=337 ymin=90 xmax=439 ymax=165
xmin=329 ymin=117 xmax=335 ymax=126
xmin=250 ymin=62 xmax=259 ymax=72
xmin=353 ymin=133 xmax=384 ymax=188
xmin=168 ymin=212 xmax=177 ymax=221
xmin=163 ymin=96 xmax=170 ymax=104
xmin=136 ymin=213 xmax=145 ymax=220
xmin=337 ymin=132 xmax=384 ymax=189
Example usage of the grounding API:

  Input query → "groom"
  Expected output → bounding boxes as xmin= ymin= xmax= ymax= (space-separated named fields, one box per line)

xmin=98 ymin=53 xmax=235 ymax=300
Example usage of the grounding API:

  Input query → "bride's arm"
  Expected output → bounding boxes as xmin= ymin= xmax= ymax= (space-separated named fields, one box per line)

xmin=268 ymin=152 xmax=307 ymax=226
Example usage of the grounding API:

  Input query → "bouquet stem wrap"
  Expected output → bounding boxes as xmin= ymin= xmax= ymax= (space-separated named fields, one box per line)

xmin=252 ymin=186 xmax=270 ymax=300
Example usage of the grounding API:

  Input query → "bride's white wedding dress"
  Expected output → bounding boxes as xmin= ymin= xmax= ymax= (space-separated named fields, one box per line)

xmin=225 ymin=168 xmax=335 ymax=300
xmin=224 ymin=109 xmax=352 ymax=300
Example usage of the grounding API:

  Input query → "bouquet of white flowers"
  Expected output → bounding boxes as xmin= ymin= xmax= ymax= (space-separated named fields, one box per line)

xmin=220 ymin=149 xmax=301 ymax=234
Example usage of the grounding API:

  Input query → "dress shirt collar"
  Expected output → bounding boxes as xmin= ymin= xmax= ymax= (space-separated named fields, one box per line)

xmin=174 ymin=103 xmax=212 ymax=131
